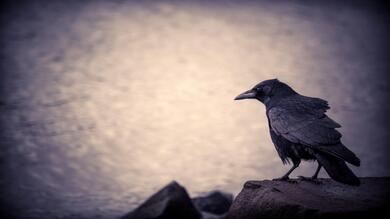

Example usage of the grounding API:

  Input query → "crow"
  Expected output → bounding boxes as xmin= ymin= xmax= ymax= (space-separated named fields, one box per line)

xmin=234 ymin=79 xmax=361 ymax=186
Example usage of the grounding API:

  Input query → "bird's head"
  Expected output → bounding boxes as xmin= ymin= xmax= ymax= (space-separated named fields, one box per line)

xmin=234 ymin=79 xmax=296 ymax=105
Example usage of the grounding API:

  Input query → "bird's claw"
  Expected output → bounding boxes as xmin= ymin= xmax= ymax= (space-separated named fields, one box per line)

xmin=297 ymin=176 xmax=321 ymax=184
xmin=273 ymin=177 xmax=298 ymax=184
xmin=273 ymin=176 xmax=288 ymax=181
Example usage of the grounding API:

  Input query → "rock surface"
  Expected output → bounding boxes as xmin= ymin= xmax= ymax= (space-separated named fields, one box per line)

xmin=229 ymin=177 xmax=390 ymax=219
xmin=121 ymin=181 xmax=232 ymax=219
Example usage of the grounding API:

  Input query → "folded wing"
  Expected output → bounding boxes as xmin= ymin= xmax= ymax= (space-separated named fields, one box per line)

xmin=268 ymin=95 xmax=360 ymax=166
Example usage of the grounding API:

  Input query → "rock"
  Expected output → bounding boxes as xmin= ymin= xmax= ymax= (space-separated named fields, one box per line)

xmin=121 ymin=181 xmax=201 ymax=219
xmin=121 ymin=182 xmax=234 ymax=219
xmin=229 ymin=177 xmax=390 ymax=219
xmin=201 ymin=211 xmax=228 ymax=219
xmin=192 ymin=191 xmax=233 ymax=215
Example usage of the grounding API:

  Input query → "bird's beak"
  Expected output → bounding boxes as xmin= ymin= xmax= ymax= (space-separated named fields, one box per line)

xmin=234 ymin=89 xmax=256 ymax=100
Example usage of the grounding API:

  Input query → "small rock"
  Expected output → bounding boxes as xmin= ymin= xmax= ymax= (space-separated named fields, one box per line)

xmin=121 ymin=181 xmax=201 ymax=219
xmin=201 ymin=211 xmax=228 ymax=219
xmin=192 ymin=191 xmax=233 ymax=215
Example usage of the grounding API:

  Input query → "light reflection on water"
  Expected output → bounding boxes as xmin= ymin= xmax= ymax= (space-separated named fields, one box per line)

xmin=0 ymin=1 xmax=389 ymax=218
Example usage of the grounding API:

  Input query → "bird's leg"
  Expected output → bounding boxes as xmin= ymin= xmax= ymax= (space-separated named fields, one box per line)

xmin=273 ymin=161 xmax=300 ymax=181
xmin=312 ymin=163 xmax=322 ymax=179
xmin=298 ymin=162 xmax=322 ymax=183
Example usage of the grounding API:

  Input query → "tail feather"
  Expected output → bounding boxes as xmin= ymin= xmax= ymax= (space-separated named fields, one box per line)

xmin=314 ymin=152 xmax=360 ymax=186
xmin=315 ymin=143 xmax=360 ymax=166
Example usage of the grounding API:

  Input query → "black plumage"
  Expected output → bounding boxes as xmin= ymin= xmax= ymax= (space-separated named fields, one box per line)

xmin=235 ymin=79 xmax=360 ymax=186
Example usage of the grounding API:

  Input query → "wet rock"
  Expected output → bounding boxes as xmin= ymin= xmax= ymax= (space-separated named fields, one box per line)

xmin=121 ymin=181 xmax=201 ymax=219
xmin=229 ymin=177 xmax=390 ymax=219
xmin=192 ymin=191 xmax=233 ymax=215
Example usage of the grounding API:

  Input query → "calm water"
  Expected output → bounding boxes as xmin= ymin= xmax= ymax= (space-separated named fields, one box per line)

xmin=1 ymin=1 xmax=389 ymax=218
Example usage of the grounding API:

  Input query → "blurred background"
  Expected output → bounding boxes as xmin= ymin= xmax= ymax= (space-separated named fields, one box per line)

xmin=0 ymin=0 xmax=389 ymax=218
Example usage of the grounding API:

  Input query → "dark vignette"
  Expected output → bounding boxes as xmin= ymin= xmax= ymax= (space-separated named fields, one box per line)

xmin=0 ymin=0 xmax=389 ymax=218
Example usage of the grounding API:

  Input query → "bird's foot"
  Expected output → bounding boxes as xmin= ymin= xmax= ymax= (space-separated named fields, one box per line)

xmin=297 ymin=176 xmax=321 ymax=184
xmin=273 ymin=176 xmax=297 ymax=184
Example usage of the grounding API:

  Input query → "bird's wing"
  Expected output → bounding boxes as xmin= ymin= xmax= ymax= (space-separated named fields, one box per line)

xmin=268 ymin=95 xmax=341 ymax=145
xmin=268 ymin=106 xmax=341 ymax=146
xmin=268 ymin=96 xmax=360 ymax=166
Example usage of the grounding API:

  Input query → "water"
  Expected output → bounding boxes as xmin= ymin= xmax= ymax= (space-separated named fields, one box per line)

xmin=1 ymin=1 xmax=389 ymax=218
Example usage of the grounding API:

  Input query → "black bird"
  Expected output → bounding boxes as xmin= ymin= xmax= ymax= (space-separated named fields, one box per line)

xmin=234 ymin=79 xmax=360 ymax=186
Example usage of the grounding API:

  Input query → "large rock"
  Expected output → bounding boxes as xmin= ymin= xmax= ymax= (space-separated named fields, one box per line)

xmin=121 ymin=181 xmax=201 ymax=219
xmin=229 ymin=177 xmax=390 ymax=219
